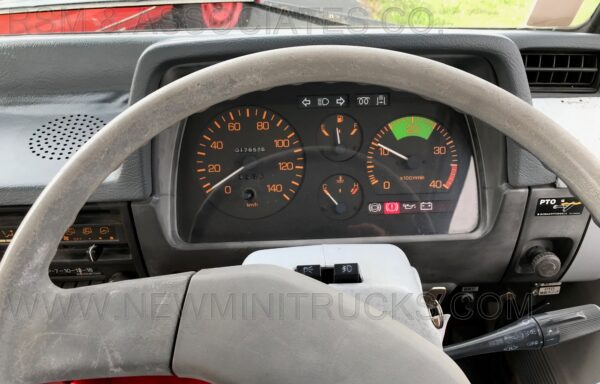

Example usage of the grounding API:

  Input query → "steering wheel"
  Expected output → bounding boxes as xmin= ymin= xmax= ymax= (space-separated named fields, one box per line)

xmin=1 ymin=45 xmax=599 ymax=384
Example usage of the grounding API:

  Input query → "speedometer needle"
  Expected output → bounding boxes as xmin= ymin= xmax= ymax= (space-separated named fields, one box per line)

xmin=322 ymin=188 xmax=339 ymax=206
xmin=207 ymin=166 xmax=245 ymax=193
xmin=336 ymin=127 xmax=342 ymax=145
xmin=377 ymin=143 xmax=409 ymax=161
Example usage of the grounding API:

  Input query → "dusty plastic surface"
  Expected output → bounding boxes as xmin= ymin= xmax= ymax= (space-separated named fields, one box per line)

xmin=244 ymin=244 xmax=446 ymax=347
xmin=173 ymin=264 xmax=468 ymax=384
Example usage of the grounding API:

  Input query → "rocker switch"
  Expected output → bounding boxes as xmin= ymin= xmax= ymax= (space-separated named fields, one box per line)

xmin=333 ymin=263 xmax=361 ymax=284
xmin=295 ymin=265 xmax=322 ymax=281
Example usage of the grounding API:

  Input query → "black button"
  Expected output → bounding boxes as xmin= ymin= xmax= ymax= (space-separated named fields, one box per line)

xmin=296 ymin=265 xmax=322 ymax=280
xmin=333 ymin=263 xmax=361 ymax=283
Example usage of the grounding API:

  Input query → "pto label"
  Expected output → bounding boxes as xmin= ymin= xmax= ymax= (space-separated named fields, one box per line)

xmin=535 ymin=197 xmax=584 ymax=216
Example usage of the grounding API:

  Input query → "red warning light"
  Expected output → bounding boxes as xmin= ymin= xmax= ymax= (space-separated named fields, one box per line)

xmin=383 ymin=202 xmax=400 ymax=215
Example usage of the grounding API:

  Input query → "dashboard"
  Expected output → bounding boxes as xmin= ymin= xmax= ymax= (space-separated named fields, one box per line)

xmin=0 ymin=29 xmax=598 ymax=285
xmin=2 ymin=15 xmax=600 ymax=382
xmin=177 ymin=83 xmax=478 ymax=243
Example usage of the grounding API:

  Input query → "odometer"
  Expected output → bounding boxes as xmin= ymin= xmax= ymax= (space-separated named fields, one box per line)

xmin=196 ymin=107 xmax=304 ymax=219
xmin=366 ymin=116 xmax=458 ymax=194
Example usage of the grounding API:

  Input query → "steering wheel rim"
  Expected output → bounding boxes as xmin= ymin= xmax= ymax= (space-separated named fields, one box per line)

xmin=1 ymin=45 xmax=599 ymax=383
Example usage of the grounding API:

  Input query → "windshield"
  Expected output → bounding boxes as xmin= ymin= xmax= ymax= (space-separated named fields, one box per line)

xmin=0 ymin=0 xmax=598 ymax=35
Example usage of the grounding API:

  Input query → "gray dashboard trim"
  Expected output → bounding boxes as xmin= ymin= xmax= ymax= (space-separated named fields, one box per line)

xmin=562 ymin=221 xmax=599 ymax=282
xmin=449 ymin=158 xmax=479 ymax=234
xmin=0 ymin=35 xmax=155 ymax=204
xmin=532 ymin=96 xmax=600 ymax=281
xmin=507 ymin=31 xmax=600 ymax=51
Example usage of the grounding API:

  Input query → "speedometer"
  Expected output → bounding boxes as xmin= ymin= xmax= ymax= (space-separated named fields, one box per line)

xmin=196 ymin=107 xmax=304 ymax=219
xmin=366 ymin=116 xmax=458 ymax=194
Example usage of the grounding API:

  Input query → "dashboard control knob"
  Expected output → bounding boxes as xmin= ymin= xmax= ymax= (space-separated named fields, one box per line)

xmin=530 ymin=249 xmax=562 ymax=278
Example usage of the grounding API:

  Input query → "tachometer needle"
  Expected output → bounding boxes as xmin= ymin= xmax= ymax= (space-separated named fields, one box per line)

xmin=336 ymin=127 xmax=342 ymax=145
xmin=322 ymin=188 xmax=339 ymax=206
xmin=377 ymin=143 xmax=409 ymax=161
xmin=207 ymin=166 xmax=245 ymax=193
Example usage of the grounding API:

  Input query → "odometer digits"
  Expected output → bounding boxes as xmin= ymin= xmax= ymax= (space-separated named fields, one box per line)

xmin=366 ymin=116 xmax=458 ymax=194
xmin=196 ymin=107 xmax=304 ymax=219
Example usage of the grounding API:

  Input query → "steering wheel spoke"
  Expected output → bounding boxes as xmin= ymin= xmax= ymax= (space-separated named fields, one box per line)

xmin=173 ymin=264 xmax=465 ymax=383
xmin=1 ymin=273 xmax=192 ymax=383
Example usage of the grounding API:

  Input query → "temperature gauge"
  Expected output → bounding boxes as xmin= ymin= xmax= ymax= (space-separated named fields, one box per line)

xmin=319 ymin=174 xmax=363 ymax=220
xmin=317 ymin=114 xmax=362 ymax=161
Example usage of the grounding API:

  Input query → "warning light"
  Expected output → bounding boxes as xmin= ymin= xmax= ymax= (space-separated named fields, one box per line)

xmin=383 ymin=202 xmax=400 ymax=215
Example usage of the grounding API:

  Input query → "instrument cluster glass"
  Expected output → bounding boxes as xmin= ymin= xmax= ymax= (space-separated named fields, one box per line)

xmin=177 ymin=83 xmax=477 ymax=243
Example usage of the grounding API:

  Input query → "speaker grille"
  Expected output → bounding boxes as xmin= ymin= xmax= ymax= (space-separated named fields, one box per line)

xmin=29 ymin=114 xmax=105 ymax=160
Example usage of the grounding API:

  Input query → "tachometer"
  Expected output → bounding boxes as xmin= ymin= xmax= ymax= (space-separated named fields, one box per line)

xmin=196 ymin=107 xmax=304 ymax=219
xmin=366 ymin=116 xmax=458 ymax=194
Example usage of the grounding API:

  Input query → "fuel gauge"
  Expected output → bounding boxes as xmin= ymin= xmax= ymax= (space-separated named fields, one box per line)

xmin=317 ymin=114 xmax=362 ymax=161
xmin=319 ymin=174 xmax=363 ymax=220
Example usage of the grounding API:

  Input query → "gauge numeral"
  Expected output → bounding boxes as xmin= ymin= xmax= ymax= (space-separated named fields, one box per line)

xmin=379 ymin=147 xmax=389 ymax=156
xmin=207 ymin=164 xmax=221 ymax=173
xmin=278 ymin=162 xmax=294 ymax=171
xmin=266 ymin=184 xmax=283 ymax=193
xmin=210 ymin=141 xmax=224 ymax=150
xmin=256 ymin=121 xmax=270 ymax=131
xmin=228 ymin=122 xmax=241 ymax=132
xmin=224 ymin=185 xmax=232 ymax=194
xmin=429 ymin=179 xmax=443 ymax=189
xmin=433 ymin=146 xmax=447 ymax=155
xmin=274 ymin=139 xmax=290 ymax=148
xmin=383 ymin=180 xmax=391 ymax=190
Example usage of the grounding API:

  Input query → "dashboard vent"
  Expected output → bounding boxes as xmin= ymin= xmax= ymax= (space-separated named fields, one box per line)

xmin=522 ymin=52 xmax=599 ymax=93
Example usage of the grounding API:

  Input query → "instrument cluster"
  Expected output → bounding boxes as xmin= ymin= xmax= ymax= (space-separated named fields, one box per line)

xmin=177 ymin=83 xmax=478 ymax=243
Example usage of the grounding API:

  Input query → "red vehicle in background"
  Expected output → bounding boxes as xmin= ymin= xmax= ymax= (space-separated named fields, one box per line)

xmin=0 ymin=1 xmax=247 ymax=35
